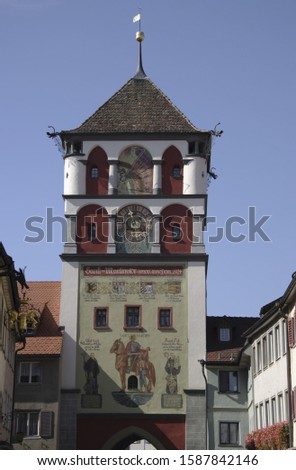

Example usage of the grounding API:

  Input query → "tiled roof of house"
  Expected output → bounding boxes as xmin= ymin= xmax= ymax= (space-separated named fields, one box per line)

xmin=17 ymin=281 xmax=63 ymax=357
xmin=61 ymin=76 xmax=208 ymax=136
xmin=206 ymin=315 xmax=258 ymax=364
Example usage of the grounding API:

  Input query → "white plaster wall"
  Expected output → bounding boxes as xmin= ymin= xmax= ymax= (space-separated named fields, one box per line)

xmin=187 ymin=261 xmax=206 ymax=389
xmin=183 ymin=157 xmax=207 ymax=195
xmin=253 ymin=355 xmax=288 ymax=404
xmin=64 ymin=156 xmax=86 ymax=195
xmin=60 ymin=260 xmax=80 ymax=389
xmin=64 ymin=197 xmax=206 ymax=217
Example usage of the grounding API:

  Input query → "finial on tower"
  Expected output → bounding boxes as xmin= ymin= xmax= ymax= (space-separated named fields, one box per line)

xmin=133 ymin=12 xmax=146 ymax=79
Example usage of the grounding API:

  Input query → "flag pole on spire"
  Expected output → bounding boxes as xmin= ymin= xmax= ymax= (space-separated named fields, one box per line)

xmin=133 ymin=10 xmax=146 ymax=79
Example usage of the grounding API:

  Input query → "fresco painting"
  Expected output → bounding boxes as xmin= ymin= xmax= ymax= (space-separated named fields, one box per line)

xmin=78 ymin=264 xmax=187 ymax=413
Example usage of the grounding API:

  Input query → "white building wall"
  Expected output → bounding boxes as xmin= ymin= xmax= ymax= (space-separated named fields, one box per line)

xmin=187 ymin=261 xmax=206 ymax=389
xmin=251 ymin=318 xmax=288 ymax=430
xmin=59 ymin=261 xmax=80 ymax=389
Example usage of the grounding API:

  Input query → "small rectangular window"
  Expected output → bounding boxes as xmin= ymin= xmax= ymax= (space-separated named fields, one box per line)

xmin=87 ymin=223 xmax=97 ymax=242
xmin=269 ymin=331 xmax=274 ymax=364
xmin=275 ymin=325 xmax=280 ymax=359
xmin=262 ymin=336 xmax=267 ymax=368
xmin=19 ymin=362 xmax=41 ymax=384
xmin=278 ymin=393 xmax=283 ymax=422
xmin=172 ymin=224 xmax=181 ymax=241
xmin=94 ymin=308 xmax=108 ymax=329
xmin=257 ymin=341 xmax=262 ymax=372
xmin=125 ymin=306 xmax=141 ymax=330
xmin=265 ymin=400 xmax=270 ymax=427
xmin=282 ymin=320 xmax=287 ymax=355
xmin=219 ymin=422 xmax=239 ymax=445
xmin=219 ymin=370 xmax=238 ymax=393
xmin=16 ymin=411 xmax=39 ymax=437
xmin=259 ymin=402 xmax=264 ymax=428
xmin=252 ymin=346 xmax=256 ymax=375
xmin=158 ymin=308 xmax=172 ymax=329
xmin=73 ymin=141 xmax=82 ymax=154
xmin=271 ymin=397 xmax=276 ymax=424
xmin=188 ymin=142 xmax=196 ymax=154
xmin=219 ymin=328 xmax=231 ymax=342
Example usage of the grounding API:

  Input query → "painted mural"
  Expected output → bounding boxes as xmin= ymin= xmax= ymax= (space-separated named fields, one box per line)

xmin=110 ymin=337 xmax=156 ymax=407
xmin=78 ymin=264 xmax=187 ymax=413
xmin=117 ymin=146 xmax=153 ymax=195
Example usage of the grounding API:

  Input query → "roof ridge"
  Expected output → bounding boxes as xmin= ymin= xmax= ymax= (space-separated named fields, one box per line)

xmin=143 ymin=77 xmax=200 ymax=132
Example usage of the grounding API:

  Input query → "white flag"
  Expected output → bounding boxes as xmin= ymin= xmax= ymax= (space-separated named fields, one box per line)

xmin=133 ymin=14 xmax=141 ymax=23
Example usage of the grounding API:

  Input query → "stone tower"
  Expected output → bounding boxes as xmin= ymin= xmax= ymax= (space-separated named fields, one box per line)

xmin=56 ymin=29 xmax=213 ymax=450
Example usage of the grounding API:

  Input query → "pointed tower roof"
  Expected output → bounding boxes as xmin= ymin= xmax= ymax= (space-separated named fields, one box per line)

xmin=62 ymin=77 xmax=206 ymax=137
xmin=60 ymin=29 xmax=209 ymax=139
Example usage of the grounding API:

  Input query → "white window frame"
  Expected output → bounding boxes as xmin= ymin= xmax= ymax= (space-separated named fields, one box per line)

xmin=19 ymin=362 xmax=41 ymax=384
xmin=275 ymin=325 xmax=281 ymax=360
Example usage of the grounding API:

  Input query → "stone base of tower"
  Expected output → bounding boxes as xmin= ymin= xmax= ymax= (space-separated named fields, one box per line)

xmin=59 ymin=389 xmax=80 ymax=450
xmin=185 ymin=390 xmax=206 ymax=449
xmin=76 ymin=414 xmax=185 ymax=449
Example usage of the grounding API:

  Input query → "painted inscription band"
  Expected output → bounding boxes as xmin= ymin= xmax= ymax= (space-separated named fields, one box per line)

xmin=84 ymin=266 xmax=183 ymax=277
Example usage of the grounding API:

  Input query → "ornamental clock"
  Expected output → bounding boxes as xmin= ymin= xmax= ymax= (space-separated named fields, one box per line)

xmin=116 ymin=204 xmax=153 ymax=253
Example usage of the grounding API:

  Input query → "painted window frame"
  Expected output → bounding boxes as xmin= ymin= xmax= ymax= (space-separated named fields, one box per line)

xmin=93 ymin=307 xmax=109 ymax=329
xmin=124 ymin=305 xmax=142 ymax=330
xmin=158 ymin=307 xmax=173 ymax=329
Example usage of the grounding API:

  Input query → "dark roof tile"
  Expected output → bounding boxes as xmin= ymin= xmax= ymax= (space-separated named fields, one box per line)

xmin=62 ymin=77 xmax=207 ymax=136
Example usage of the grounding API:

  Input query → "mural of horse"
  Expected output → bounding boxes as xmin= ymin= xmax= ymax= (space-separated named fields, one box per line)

xmin=110 ymin=338 xmax=156 ymax=393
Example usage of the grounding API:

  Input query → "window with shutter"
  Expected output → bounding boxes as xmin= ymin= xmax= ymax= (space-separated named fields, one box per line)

xmin=288 ymin=317 xmax=295 ymax=348
xmin=40 ymin=411 xmax=54 ymax=439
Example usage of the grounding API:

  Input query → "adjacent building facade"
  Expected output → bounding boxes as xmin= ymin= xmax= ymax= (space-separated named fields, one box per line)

xmin=205 ymin=316 xmax=257 ymax=449
xmin=243 ymin=273 xmax=296 ymax=448
xmin=0 ymin=242 xmax=19 ymax=449
xmin=13 ymin=281 xmax=62 ymax=450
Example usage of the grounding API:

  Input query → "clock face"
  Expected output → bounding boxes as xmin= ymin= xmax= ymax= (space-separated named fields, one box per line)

xmin=116 ymin=205 xmax=153 ymax=252
xmin=117 ymin=146 xmax=153 ymax=195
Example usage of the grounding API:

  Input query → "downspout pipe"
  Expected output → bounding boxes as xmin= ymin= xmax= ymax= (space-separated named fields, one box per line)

xmin=199 ymin=359 xmax=208 ymax=449
xmin=279 ymin=306 xmax=293 ymax=449
xmin=10 ymin=337 xmax=26 ymax=446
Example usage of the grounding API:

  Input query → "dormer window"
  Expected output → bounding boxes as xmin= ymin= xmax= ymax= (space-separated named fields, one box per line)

xmin=91 ymin=166 xmax=99 ymax=178
xmin=219 ymin=327 xmax=231 ymax=342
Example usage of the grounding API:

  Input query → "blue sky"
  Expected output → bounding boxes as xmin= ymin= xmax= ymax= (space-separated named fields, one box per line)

xmin=1 ymin=0 xmax=295 ymax=318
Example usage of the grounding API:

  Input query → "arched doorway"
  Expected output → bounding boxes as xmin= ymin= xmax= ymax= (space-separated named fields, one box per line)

xmin=102 ymin=426 xmax=165 ymax=450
